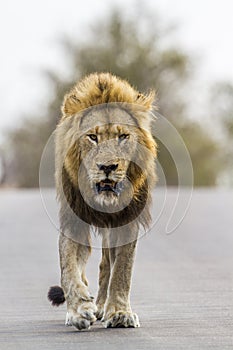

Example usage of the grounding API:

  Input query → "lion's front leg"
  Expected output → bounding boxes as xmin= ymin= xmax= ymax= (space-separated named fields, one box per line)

xmin=59 ymin=234 xmax=97 ymax=330
xmin=104 ymin=239 xmax=140 ymax=328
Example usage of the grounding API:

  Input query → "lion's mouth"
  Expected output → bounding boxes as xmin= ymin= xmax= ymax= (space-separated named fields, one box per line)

xmin=95 ymin=179 xmax=123 ymax=196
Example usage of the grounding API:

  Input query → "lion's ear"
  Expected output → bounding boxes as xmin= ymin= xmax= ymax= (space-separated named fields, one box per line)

xmin=62 ymin=93 xmax=82 ymax=117
xmin=135 ymin=90 xmax=156 ymax=111
xmin=133 ymin=90 xmax=157 ymax=132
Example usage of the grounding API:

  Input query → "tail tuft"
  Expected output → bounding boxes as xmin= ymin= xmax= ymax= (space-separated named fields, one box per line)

xmin=48 ymin=286 xmax=65 ymax=306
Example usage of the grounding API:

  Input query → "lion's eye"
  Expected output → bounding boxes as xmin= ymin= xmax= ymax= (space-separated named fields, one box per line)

xmin=87 ymin=134 xmax=98 ymax=143
xmin=119 ymin=134 xmax=129 ymax=141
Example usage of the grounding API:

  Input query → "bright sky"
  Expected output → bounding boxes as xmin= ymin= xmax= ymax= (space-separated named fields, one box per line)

xmin=0 ymin=0 xmax=233 ymax=138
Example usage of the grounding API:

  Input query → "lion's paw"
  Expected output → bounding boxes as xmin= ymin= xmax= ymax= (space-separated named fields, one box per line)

xmin=65 ymin=312 xmax=73 ymax=326
xmin=65 ymin=301 xmax=97 ymax=330
xmin=104 ymin=311 xmax=140 ymax=328
xmin=66 ymin=314 xmax=91 ymax=330
xmin=95 ymin=304 xmax=105 ymax=320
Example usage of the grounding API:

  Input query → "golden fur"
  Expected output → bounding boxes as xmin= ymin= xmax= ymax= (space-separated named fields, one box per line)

xmin=61 ymin=72 xmax=155 ymax=117
xmin=49 ymin=73 xmax=157 ymax=330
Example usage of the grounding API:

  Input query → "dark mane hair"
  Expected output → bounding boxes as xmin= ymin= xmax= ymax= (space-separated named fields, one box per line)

xmin=60 ymin=164 xmax=151 ymax=231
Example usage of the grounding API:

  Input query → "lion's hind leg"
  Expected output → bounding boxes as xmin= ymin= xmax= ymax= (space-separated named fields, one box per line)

xmin=96 ymin=247 xmax=111 ymax=320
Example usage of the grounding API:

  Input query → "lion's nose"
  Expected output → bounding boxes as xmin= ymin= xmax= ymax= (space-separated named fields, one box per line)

xmin=97 ymin=163 xmax=118 ymax=175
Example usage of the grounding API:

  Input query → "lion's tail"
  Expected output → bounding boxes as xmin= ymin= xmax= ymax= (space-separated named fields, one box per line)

xmin=47 ymin=286 xmax=66 ymax=306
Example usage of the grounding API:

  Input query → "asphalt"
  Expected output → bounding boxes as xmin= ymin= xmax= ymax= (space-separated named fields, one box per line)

xmin=0 ymin=188 xmax=232 ymax=350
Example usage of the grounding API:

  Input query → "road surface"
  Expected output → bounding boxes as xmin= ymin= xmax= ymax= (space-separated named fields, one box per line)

xmin=0 ymin=189 xmax=232 ymax=349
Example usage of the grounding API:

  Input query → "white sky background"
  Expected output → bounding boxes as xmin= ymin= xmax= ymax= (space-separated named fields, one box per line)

xmin=0 ymin=0 xmax=233 ymax=139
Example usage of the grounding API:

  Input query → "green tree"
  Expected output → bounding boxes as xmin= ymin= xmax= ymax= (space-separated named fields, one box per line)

xmin=3 ymin=7 xmax=224 ymax=187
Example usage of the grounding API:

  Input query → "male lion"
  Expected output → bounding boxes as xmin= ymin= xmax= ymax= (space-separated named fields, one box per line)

xmin=48 ymin=73 xmax=157 ymax=330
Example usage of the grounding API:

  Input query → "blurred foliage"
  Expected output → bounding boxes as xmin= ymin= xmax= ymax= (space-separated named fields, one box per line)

xmin=3 ymin=8 xmax=225 ymax=187
xmin=210 ymin=82 xmax=233 ymax=185
xmin=211 ymin=82 xmax=233 ymax=137
xmin=6 ymin=118 xmax=54 ymax=187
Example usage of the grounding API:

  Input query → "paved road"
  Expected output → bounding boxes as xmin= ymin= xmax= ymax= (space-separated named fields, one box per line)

xmin=0 ymin=189 xmax=233 ymax=349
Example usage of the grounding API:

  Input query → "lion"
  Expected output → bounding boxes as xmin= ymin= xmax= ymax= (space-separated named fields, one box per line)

xmin=48 ymin=72 xmax=157 ymax=330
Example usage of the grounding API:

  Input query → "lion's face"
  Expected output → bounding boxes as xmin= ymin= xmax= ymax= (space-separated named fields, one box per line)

xmin=78 ymin=107 xmax=138 ymax=207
